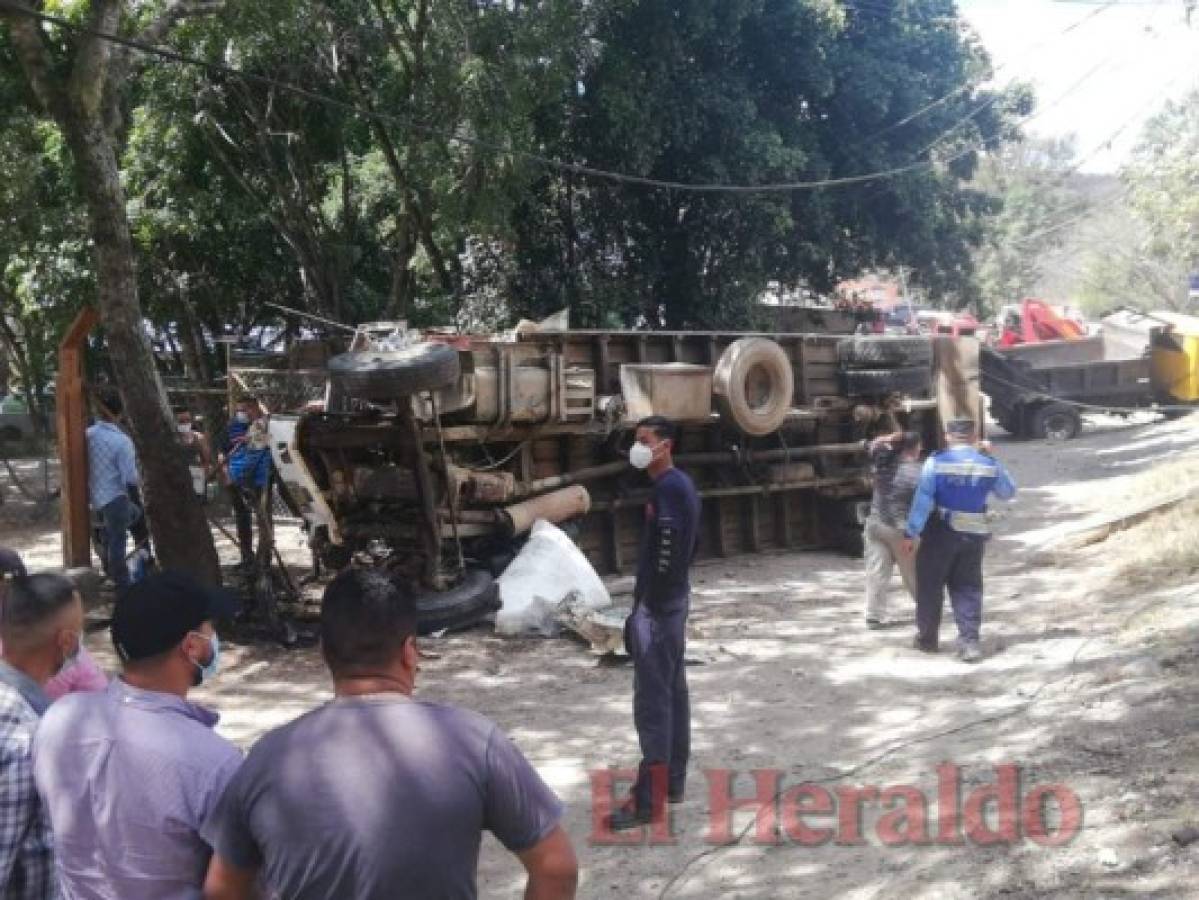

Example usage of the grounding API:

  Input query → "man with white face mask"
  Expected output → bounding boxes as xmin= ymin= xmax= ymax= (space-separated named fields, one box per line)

xmin=34 ymin=571 xmax=242 ymax=899
xmin=220 ymin=396 xmax=272 ymax=572
xmin=0 ymin=573 xmax=84 ymax=898
xmin=175 ymin=408 xmax=214 ymax=499
xmin=607 ymin=416 xmax=701 ymax=831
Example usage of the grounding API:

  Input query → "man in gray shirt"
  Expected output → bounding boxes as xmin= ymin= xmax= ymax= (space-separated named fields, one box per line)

xmin=34 ymin=571 xmax=241 ymax=900
xmin=863 ymin=430 xmax=923 ymax=628
xmin=201 ymin=568 xmax=578 ymax=900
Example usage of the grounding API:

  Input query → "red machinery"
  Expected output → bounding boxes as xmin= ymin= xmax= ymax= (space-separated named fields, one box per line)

xmin=997 ymin=299 xmax=1085 ymax=348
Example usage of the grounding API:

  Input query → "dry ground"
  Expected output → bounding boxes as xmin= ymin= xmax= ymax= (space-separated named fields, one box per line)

xmin=3 ymin=411 xmax=1198 ymax=899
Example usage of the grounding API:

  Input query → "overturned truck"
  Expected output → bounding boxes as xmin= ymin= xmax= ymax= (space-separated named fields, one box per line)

xmin=265 ymin=325 xmax=979 ymax=632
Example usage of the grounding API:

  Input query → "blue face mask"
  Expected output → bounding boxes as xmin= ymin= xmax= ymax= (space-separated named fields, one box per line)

xmin=189 ymin=632 xmax=221 ymax=684
xmin=234 ymin=411 xmax=250 ymax=424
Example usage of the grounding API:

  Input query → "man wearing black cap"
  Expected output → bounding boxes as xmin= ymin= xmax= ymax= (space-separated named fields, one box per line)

xmin=33 ymin=571 xmax=242 ymax=899
xmin=902 ymin=418 xmax=1016 ymax=663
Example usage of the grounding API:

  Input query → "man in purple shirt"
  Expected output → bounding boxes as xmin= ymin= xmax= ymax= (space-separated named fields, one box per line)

xmin=201 ymin=569 xmax=577 ymax=900
xmin=33 ymin=572 xmax=241 ymax=899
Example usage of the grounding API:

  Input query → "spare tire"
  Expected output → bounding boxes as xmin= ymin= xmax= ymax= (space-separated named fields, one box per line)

xmin=329 ymin=343 xmax=460 ymax=399
xmin=838 ymin=335 xmax=933 ymax=370
xmin=713 ymin=338 xmax=794 ymax=436
xmin=413 ymin=568 xmax=501 ymax=635
xmin=841 ymin=366 xmax=932 ymax=397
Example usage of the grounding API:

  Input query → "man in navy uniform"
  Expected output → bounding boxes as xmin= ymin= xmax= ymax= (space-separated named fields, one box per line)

xmin=903 ymin=418 xmax=1016 ymax=663
xmin=608 ymin=416 xmax=701 ymax=831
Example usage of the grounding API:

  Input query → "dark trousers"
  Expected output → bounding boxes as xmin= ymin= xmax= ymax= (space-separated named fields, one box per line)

xmin=628 ymin=602 xmax=690 ymax=812
xmin=100 ymin=495 xmax=139 ymax=588
xmin=229 ymin=483 xmax=271 ymax=565
xmin=915 ymin=516 xmax=986 ymax=644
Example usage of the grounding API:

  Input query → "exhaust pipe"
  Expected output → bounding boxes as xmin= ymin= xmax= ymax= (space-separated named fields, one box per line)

xmin=501 ymin=486 xmax=591 ymax=536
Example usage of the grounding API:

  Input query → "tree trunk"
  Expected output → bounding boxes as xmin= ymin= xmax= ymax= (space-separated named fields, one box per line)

xmin=65 ymin=118 xmax=220 ymax=585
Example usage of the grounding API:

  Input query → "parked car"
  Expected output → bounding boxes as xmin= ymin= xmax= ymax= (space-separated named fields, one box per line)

xmin=0 ymin=393 xmax=54 ymax=443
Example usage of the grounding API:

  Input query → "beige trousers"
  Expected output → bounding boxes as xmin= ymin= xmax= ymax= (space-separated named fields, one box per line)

xmin=864 ymin=516 xmax=917 ymax=621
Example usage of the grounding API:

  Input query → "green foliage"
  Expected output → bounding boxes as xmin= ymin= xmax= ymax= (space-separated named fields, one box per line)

xmin=969 ymin=136 xmax=1086 ymax=318
xmin=0 ymin=44 xmax=89 ymax=424
xmin=509 ymin=0 xmax=1028 ymax=327
xmin=1075 ymin=88 xmax=1199 ymax=314
xmin=3 ymin=0 xmax=1032 ymax=347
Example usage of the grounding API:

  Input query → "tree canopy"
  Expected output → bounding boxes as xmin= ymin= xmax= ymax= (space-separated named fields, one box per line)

xmin=6 ymin=0 xmax=1030 ymax=342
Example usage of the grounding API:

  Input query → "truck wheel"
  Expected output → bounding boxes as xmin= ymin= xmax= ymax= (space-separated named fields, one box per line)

xmin=412 ymin=568 xmax=501 ymax=635
xmin=994 ymin=407 xmax=1023 ymax=437
xmin=1030 ymin=402 xmax=1081 ymax=441
xmin=713 ymin=338 xmax=794 ymax=436
xmin=838 ymin=335 xmax=933 ymax=370
xmin=329 ymin=343 xmax=460 ymax=399
xmin=841 ymin=366 xmax=931 ymax=397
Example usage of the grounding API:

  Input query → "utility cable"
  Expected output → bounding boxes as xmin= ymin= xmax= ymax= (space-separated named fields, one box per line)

xmin=981 ymin=365 xmax=1197 ymax=414
xmin=657 ymin=587 xmax=1183 ymax=897
xmin=862 ymin=0 xmax=1120 ymax=141
xmin=0 ymin=0 xmax=1092 ymax=195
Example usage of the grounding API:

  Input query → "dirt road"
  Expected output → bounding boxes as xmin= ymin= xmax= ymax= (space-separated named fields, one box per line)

xmin=3 ymin=413 xmax=1198 ymax=898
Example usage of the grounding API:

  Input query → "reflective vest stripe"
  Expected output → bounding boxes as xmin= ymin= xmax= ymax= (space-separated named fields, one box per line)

xmin=939 ymin=508 xmax=991 ymax=535
xmin=934 ymin=462 xmax=998 ymax=478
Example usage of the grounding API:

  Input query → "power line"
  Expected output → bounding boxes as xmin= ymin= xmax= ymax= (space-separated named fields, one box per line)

xmin=0 ymin=0 xmax=1070 ymax=195
xmin=862 ymin=0 xmax=1121 ymax=142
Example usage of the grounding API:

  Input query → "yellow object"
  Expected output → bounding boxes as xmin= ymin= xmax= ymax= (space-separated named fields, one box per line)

xmin=1148 ymin=311 xmax=1199 ymax=403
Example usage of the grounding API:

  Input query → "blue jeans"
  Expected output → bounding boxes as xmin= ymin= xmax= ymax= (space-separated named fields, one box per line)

xmin=100 ymin=495 xmax=139 ymax=588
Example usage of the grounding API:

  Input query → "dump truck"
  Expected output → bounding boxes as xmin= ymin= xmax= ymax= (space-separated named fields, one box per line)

xmin=251 ymin=323 xmax=980 ymax=632
xmin=982 ymin=309 xmax=1199 ymax=440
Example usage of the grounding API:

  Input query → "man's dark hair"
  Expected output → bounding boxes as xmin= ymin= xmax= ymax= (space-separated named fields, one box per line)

xmin=95 ymin=385 xmax=123 ymax=418
xmin=320 ymin=569 xmax=417 ymax=678
xmin=900 ymin=431 xmax=922 ymax=453
xmin=637 ymin=415 xmax=677 ymax=444
xmin=235 ymin=394 xmax=260 ymax=407
xmin=0 ymin=574 xmax=77 ymax=643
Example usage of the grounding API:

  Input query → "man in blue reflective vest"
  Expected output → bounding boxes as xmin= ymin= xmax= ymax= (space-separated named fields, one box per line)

xmin=902 ymin=418 xmax=1016 ymax=663
xmin=607 ymin=416 xmax=701 ymax=831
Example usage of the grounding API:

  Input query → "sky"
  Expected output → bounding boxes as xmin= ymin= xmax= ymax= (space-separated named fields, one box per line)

xmin=957 ymin=0 xmax=1199 ymax=172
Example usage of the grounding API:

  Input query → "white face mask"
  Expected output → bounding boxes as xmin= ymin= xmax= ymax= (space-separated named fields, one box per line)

xmin=629 ymin=441 xmax=655 ymax=470
xmin=177 ymin=423 xmax=193 ymax=435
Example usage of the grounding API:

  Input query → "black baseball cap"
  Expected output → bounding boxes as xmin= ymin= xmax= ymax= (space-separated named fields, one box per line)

xmin=111 ymin=570 xmax=240 ymax=663
xmin=946 ymin=418 xmax=978 ymax=438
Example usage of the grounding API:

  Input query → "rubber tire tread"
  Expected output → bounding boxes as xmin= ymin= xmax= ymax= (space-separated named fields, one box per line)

xmin=838 ymin=336 xmax=933 ymax=370
xmin=840 ymin=366 xmax=932 ymax=397
xmin=1029 ymin=402 xmax=1081 ymax=441
xmin=712 ymin=337 xmax=795 ymax=436
xmin=414 ymin=568 xmax=501 ymax=635
xmin=329 ymin=343 xmax=460 ymax=399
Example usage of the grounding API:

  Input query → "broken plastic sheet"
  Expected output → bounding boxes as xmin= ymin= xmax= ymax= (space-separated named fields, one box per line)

xmin=495 ymin=519 xmax=611 ymax=636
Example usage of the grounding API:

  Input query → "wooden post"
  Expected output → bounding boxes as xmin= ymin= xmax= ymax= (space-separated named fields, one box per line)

xmin=57 ymin=307 xmax=100 ymax=568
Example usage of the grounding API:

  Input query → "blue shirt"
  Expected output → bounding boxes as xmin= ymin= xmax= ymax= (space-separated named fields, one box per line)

xmin=33 ymin=679 xmax=242 ymax=900
xmin=905 ymin=444 xmax=1017 ymax=538
xmin=634 ymin=467 xmax=702 ymax=611
xmin=86 ymin=422 xmax=139 ymax=510
xmin=226 ymin=420 xmax=272 ymax=489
